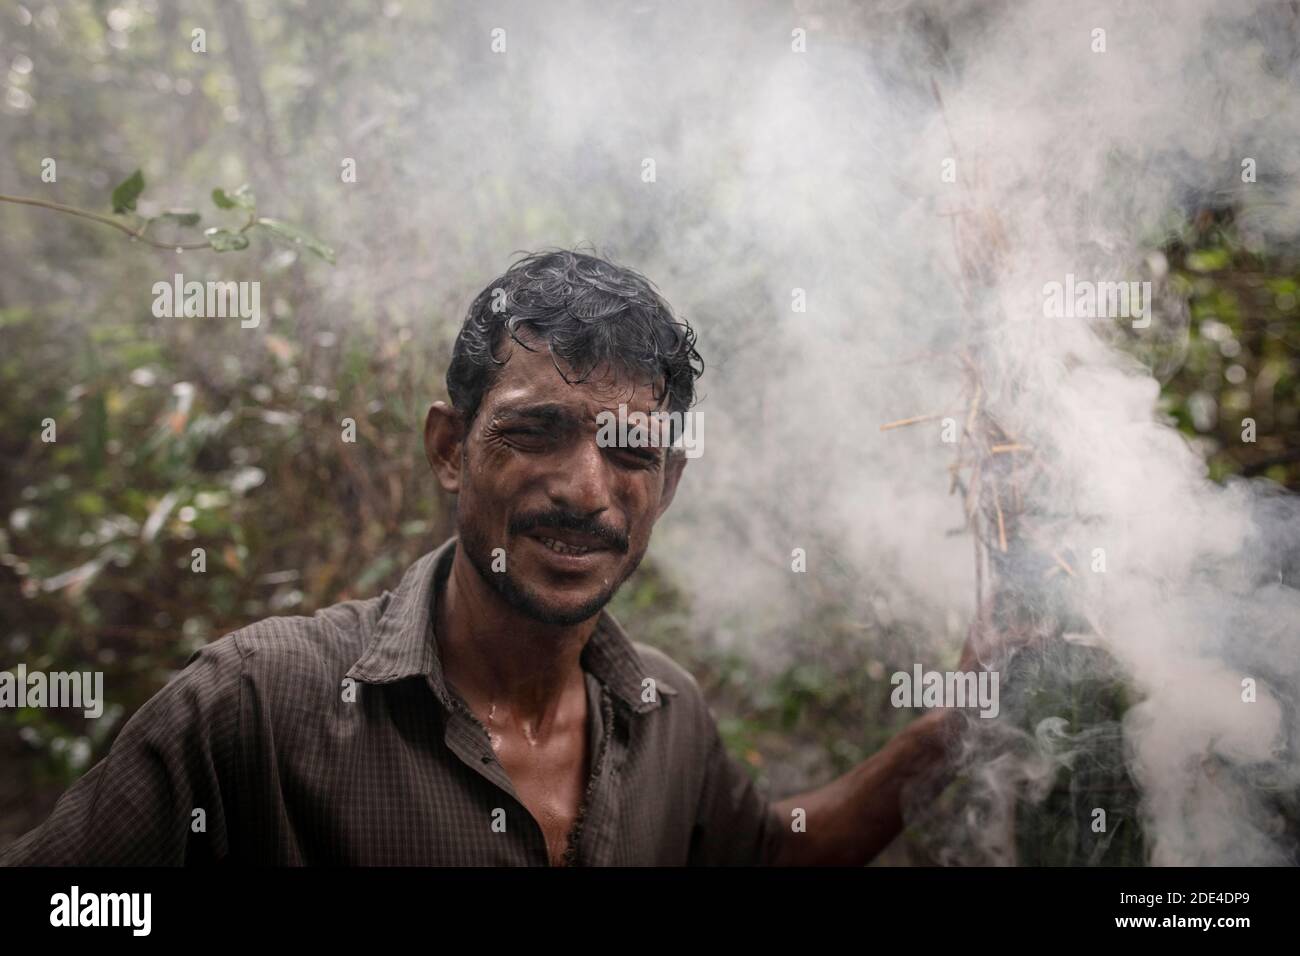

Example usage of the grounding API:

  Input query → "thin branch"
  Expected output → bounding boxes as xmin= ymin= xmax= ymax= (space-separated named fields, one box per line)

xmin=0 ymin=193 xmax=213 ymax=250
xmin=880 ymin=411 xmax=949 ymax=431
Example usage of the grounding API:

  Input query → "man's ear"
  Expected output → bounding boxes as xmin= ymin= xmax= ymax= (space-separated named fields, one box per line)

xmin=424 ymin=401 xmax=465 ymax=494
xmin=656 ymin=450 xmax=689 ymax=519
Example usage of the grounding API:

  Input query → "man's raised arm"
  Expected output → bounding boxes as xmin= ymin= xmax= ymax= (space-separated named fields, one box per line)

xmin=772 ymin=709 xmax=958 ymax=866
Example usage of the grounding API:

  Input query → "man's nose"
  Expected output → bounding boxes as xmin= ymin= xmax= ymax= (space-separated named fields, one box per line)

xmin=547 ymin=435 xmax=614 ymax=516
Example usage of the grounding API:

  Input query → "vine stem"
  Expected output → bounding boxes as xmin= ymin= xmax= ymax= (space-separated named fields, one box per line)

xmin=0 ymin=193 xmax=212 ymax=250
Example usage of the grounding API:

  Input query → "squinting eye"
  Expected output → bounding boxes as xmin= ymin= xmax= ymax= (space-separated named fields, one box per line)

xmin=618 ymin=449 xmax=661 ymax=469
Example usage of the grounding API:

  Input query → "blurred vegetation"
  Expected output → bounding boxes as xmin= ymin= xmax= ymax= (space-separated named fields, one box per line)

xmin=1 ymin=1 xmax=1297 ymax=864
xmin=1161 ymin=208 xmax=1300 ymax=488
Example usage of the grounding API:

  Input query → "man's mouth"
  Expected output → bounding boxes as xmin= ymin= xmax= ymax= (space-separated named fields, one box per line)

xmin=523 ymin=527 xmax=616 ymax=560
xmin=534 ymin=535 xmax=598 ymax=556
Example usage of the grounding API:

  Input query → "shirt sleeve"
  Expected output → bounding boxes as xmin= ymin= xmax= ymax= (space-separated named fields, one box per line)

xmin=686 ymin=717 xmax=784 ymax=866
xmin=0 ymin=636 xmax=243 ymax=866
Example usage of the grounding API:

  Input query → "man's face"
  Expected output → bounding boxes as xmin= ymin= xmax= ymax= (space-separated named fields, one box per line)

xmin=446 ymin=337 xmax=685 ymax=626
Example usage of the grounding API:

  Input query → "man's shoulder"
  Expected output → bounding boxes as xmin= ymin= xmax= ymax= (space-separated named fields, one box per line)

xmin=204 ymin=592 xmax=389 ymax=685
xmin=629 ymin=641 xmax=695 ymax=693
xmin=628 ymin=641 xmax=712 ymax=719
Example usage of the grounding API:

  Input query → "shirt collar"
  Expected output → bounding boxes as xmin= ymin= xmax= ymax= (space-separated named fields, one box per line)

xmin=345 ymin=537 xmax=670 ymax=715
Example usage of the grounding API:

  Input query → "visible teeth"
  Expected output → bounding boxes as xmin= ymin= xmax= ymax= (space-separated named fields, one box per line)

xmin=538 ymin=536 xmax=592 ymax=556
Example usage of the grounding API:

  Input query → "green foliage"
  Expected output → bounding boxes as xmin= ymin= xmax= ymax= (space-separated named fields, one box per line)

xmin=0 ymin=296 xmax=454 ymax=812
xmin=28 ymin=170 xmax=335 ymax=261
xmin=109 ymin=169 xmax=144 ymax=214
xmin=203 ymin=228 xmax=249 ymax=252
xmin=1148 ymin=215 xmax=1300 ymax=488
xmin=254 ymin=218 xmax=336 ymax=264
xmin=158 ymin=210 xmax=201 ymax=227
xmin=211 ymin=186 xmax=254 ymax=211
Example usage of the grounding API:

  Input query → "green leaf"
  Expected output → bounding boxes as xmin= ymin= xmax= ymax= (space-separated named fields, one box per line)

xmin=111 ymin=169 xmax=145 ymax=214
xmin=204 ymin=228 xmax=250 ymax=252
xmin=254 ymin=217 xmax=336 ymax=264
xmin=158 ymin=210 xmax=201 ymax=227
xmin=212 ymin=184 xmax=256 ymax=211
xmin=1186 ymin=248 xmax=1231 ymax=273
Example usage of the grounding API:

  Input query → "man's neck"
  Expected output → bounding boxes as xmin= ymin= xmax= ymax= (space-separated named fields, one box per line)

xmin=434 ymin=545 xmax=596 ymax=730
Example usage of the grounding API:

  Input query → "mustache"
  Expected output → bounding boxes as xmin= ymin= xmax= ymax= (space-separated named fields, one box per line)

xmin=508 ymin=509 xmax=629 ymax=553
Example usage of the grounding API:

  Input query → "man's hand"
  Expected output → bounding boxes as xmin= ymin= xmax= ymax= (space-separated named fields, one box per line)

xmin=769 ymin=613 xmax=1005 ymax=866
xmin=767 ymin=605 xmax=1045 ymax=865
xmin=770 ymin=707 xmax=959 ymax=866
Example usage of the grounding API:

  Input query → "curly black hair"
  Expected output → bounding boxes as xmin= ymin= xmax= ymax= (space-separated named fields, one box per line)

xmin=446 ymin=249 xmax=704 ymax=426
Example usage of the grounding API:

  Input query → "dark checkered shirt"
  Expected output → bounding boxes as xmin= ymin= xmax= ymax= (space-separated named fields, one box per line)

xmin=1 ymin=537 xmax=784 ymax=866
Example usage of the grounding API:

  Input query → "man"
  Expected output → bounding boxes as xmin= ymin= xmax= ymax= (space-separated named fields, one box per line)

xmin=2 ymin=250 xmax=962 ymax=866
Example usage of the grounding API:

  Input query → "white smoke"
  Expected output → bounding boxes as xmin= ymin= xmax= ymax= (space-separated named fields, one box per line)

xmin=480 ymin=0 xmax=1300 ymax=864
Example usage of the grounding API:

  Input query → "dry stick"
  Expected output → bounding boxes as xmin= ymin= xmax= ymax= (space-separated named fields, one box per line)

xmin=935 ymin=84 xmax=1002 ymax=634
xmin=972 ymin=506 xmax=985 ymax=634
xmin=1051 ymin=551 xmax=1077 ymax=577
xmin=881 ymin=80 xmax=1036 ymax=678
xmin=1081 ymin=608 xmax=1108 ymax=642
xmin=965 ymin=454 xmax=983 ymax=521
xmin=1006 ymin=447 xmax=1033 ymax=517
xmin=880 ymin=412 xmax=946 ymax=431
xmin=965 ymin=381 xmax=983 ymax=437
xmin=936 ymin=73 xmax=1049 ymax=864
xmin=975 ymin=504 xmax=990 ymax=642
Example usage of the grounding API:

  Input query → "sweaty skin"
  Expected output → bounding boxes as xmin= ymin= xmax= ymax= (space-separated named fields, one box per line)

xmin=424 ymin=335 xmax=686 ymax=865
